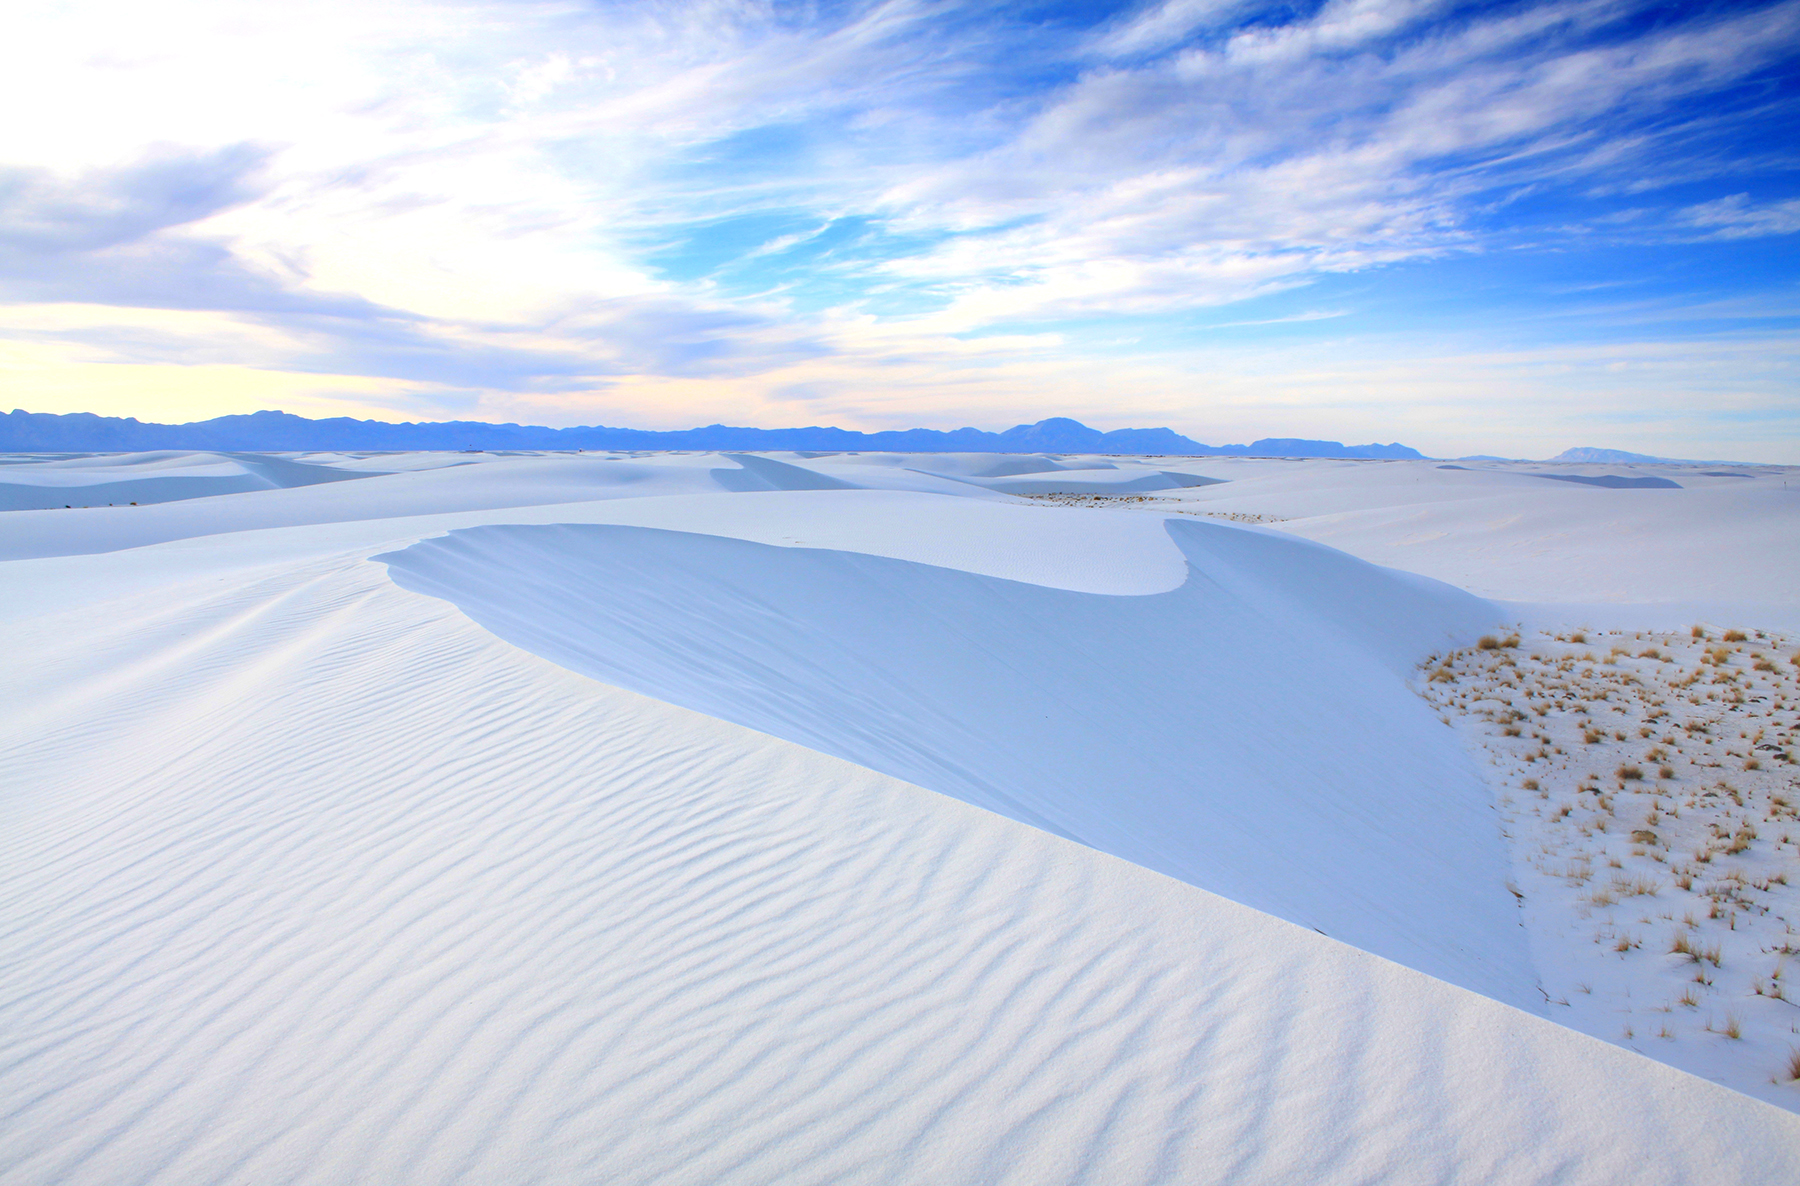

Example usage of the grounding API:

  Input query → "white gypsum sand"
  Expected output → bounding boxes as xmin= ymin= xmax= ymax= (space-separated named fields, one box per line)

xmin=2 ymin=449 xmax=1798 ymax=1183
xmin=1417 ymin=626 xmax=1800 ymax=1105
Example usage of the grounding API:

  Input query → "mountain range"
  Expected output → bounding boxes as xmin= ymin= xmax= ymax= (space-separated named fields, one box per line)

xmin=1 ymin=409 xmax=1426 ymax=458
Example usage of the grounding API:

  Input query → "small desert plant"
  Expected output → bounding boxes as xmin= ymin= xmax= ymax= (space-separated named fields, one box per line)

xmin=1522 ymin=778 xmax=1539 ymax=791
xmin=1723 ymin=630 xmax=1747 ymax=643
xmin=1723 ymin=1014 xmax=1742 ymax=1040
xmin=1617 ymin=764 xmax=1644 ymax=781
xmin=1660 ymin=766 xmax=1675 ymax=780
xmin=1570 ymin=632 xmax=1587 ymax=643
xmin=1746 ymin=758 xmax=1761 ymax=771
xmin=1478 ymin=635 xmax=1500 ymax=650
xmin=1692 ymin=625 xmax=1707 ymax=639
xmin=1786 ymin=1048 xmax=1800 ymax=1082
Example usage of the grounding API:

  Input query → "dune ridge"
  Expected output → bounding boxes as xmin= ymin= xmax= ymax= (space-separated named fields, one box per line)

xmin=380 ymin=519 xmax=1528 ymax=1005
xmin=4 ymin=552 xmax=1797 ymax=1184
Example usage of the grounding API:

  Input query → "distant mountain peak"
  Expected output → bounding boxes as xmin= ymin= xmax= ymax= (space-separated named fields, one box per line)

xmin=1549 ymin=447 xmax=1671 ymax=464
xmin=1548 ymin=446 xmax=1764 ymax=466
xmin=3 ymin=408 xmax=1425 ymax=460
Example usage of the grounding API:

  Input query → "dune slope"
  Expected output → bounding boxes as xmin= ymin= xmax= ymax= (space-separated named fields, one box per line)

xmin=4 ymin=549 xmax=1797 ymax=1184
xmin=379 ymin=519 xmax=1530 ymax=1005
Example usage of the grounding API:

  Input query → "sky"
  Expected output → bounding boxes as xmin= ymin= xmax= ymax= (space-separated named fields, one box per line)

xmin=2 ymin=0 xmax=1797 ymax=459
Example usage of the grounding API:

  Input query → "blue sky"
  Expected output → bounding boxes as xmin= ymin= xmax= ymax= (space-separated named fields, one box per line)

xmin=1 ymin=0 xmax=1796 ymax=457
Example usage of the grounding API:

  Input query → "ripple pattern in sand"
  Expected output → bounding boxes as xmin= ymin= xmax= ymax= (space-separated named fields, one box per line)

xmin=2 ymin=555 xmax=1796 ymax=1184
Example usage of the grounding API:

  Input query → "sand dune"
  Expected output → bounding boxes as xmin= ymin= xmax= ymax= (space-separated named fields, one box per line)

xmin=5 ymin=549 xmax=1797 ymax=1184
xmin=3 ymin=449 xmax=1799 ymax=1182
xmin=379 ymin=518 xmax=1527 ymax=1005
xmin=0 ymin=450 xmax=377 ymax=511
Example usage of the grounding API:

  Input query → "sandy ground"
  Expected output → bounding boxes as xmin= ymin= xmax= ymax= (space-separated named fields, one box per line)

xmin=2 ymin=449 xmax=1797 ymax=1183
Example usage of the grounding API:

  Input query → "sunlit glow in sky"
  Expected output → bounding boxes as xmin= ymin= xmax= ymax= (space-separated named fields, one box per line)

xmin=3 ymin=0 xmax=1797 ymax=457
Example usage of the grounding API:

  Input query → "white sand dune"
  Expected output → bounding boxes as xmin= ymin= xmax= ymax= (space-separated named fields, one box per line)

xmin=0 ymin=450 xmax=378 ymax=510
xmin=378 ymin=519 xmax=1528 ymax=1005
xmin=3 ymin=449 xmax=1799 ymax=1183
xmin=1131 ymin=457 xmax=1800 ymax=626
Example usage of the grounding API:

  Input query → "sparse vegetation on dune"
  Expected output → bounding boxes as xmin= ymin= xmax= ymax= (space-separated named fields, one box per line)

xmin=1418 ymin=625 xmax=1800 ymax=1094
xmin=1017 ymin=492 xmax=1290 ymax=523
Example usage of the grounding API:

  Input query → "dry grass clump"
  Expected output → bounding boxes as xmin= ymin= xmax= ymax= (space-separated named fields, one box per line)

xmin=1417 ymin=623 xmax=1800 ymax=1087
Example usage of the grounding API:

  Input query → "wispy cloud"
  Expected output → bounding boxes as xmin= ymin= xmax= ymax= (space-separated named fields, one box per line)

xmin=0 ymin=0 xmax=1795 ymax=455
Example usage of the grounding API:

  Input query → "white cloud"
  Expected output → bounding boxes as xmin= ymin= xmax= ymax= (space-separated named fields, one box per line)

xmin=0 ymin=0 xmax=1794 ymax=449
xmin=1676 ymin=194 xmax=1800 ymax=239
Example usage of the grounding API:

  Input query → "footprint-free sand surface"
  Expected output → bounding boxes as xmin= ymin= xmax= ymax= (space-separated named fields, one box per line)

xmin=3 ymin=449 xmax=1797 ymax=1183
